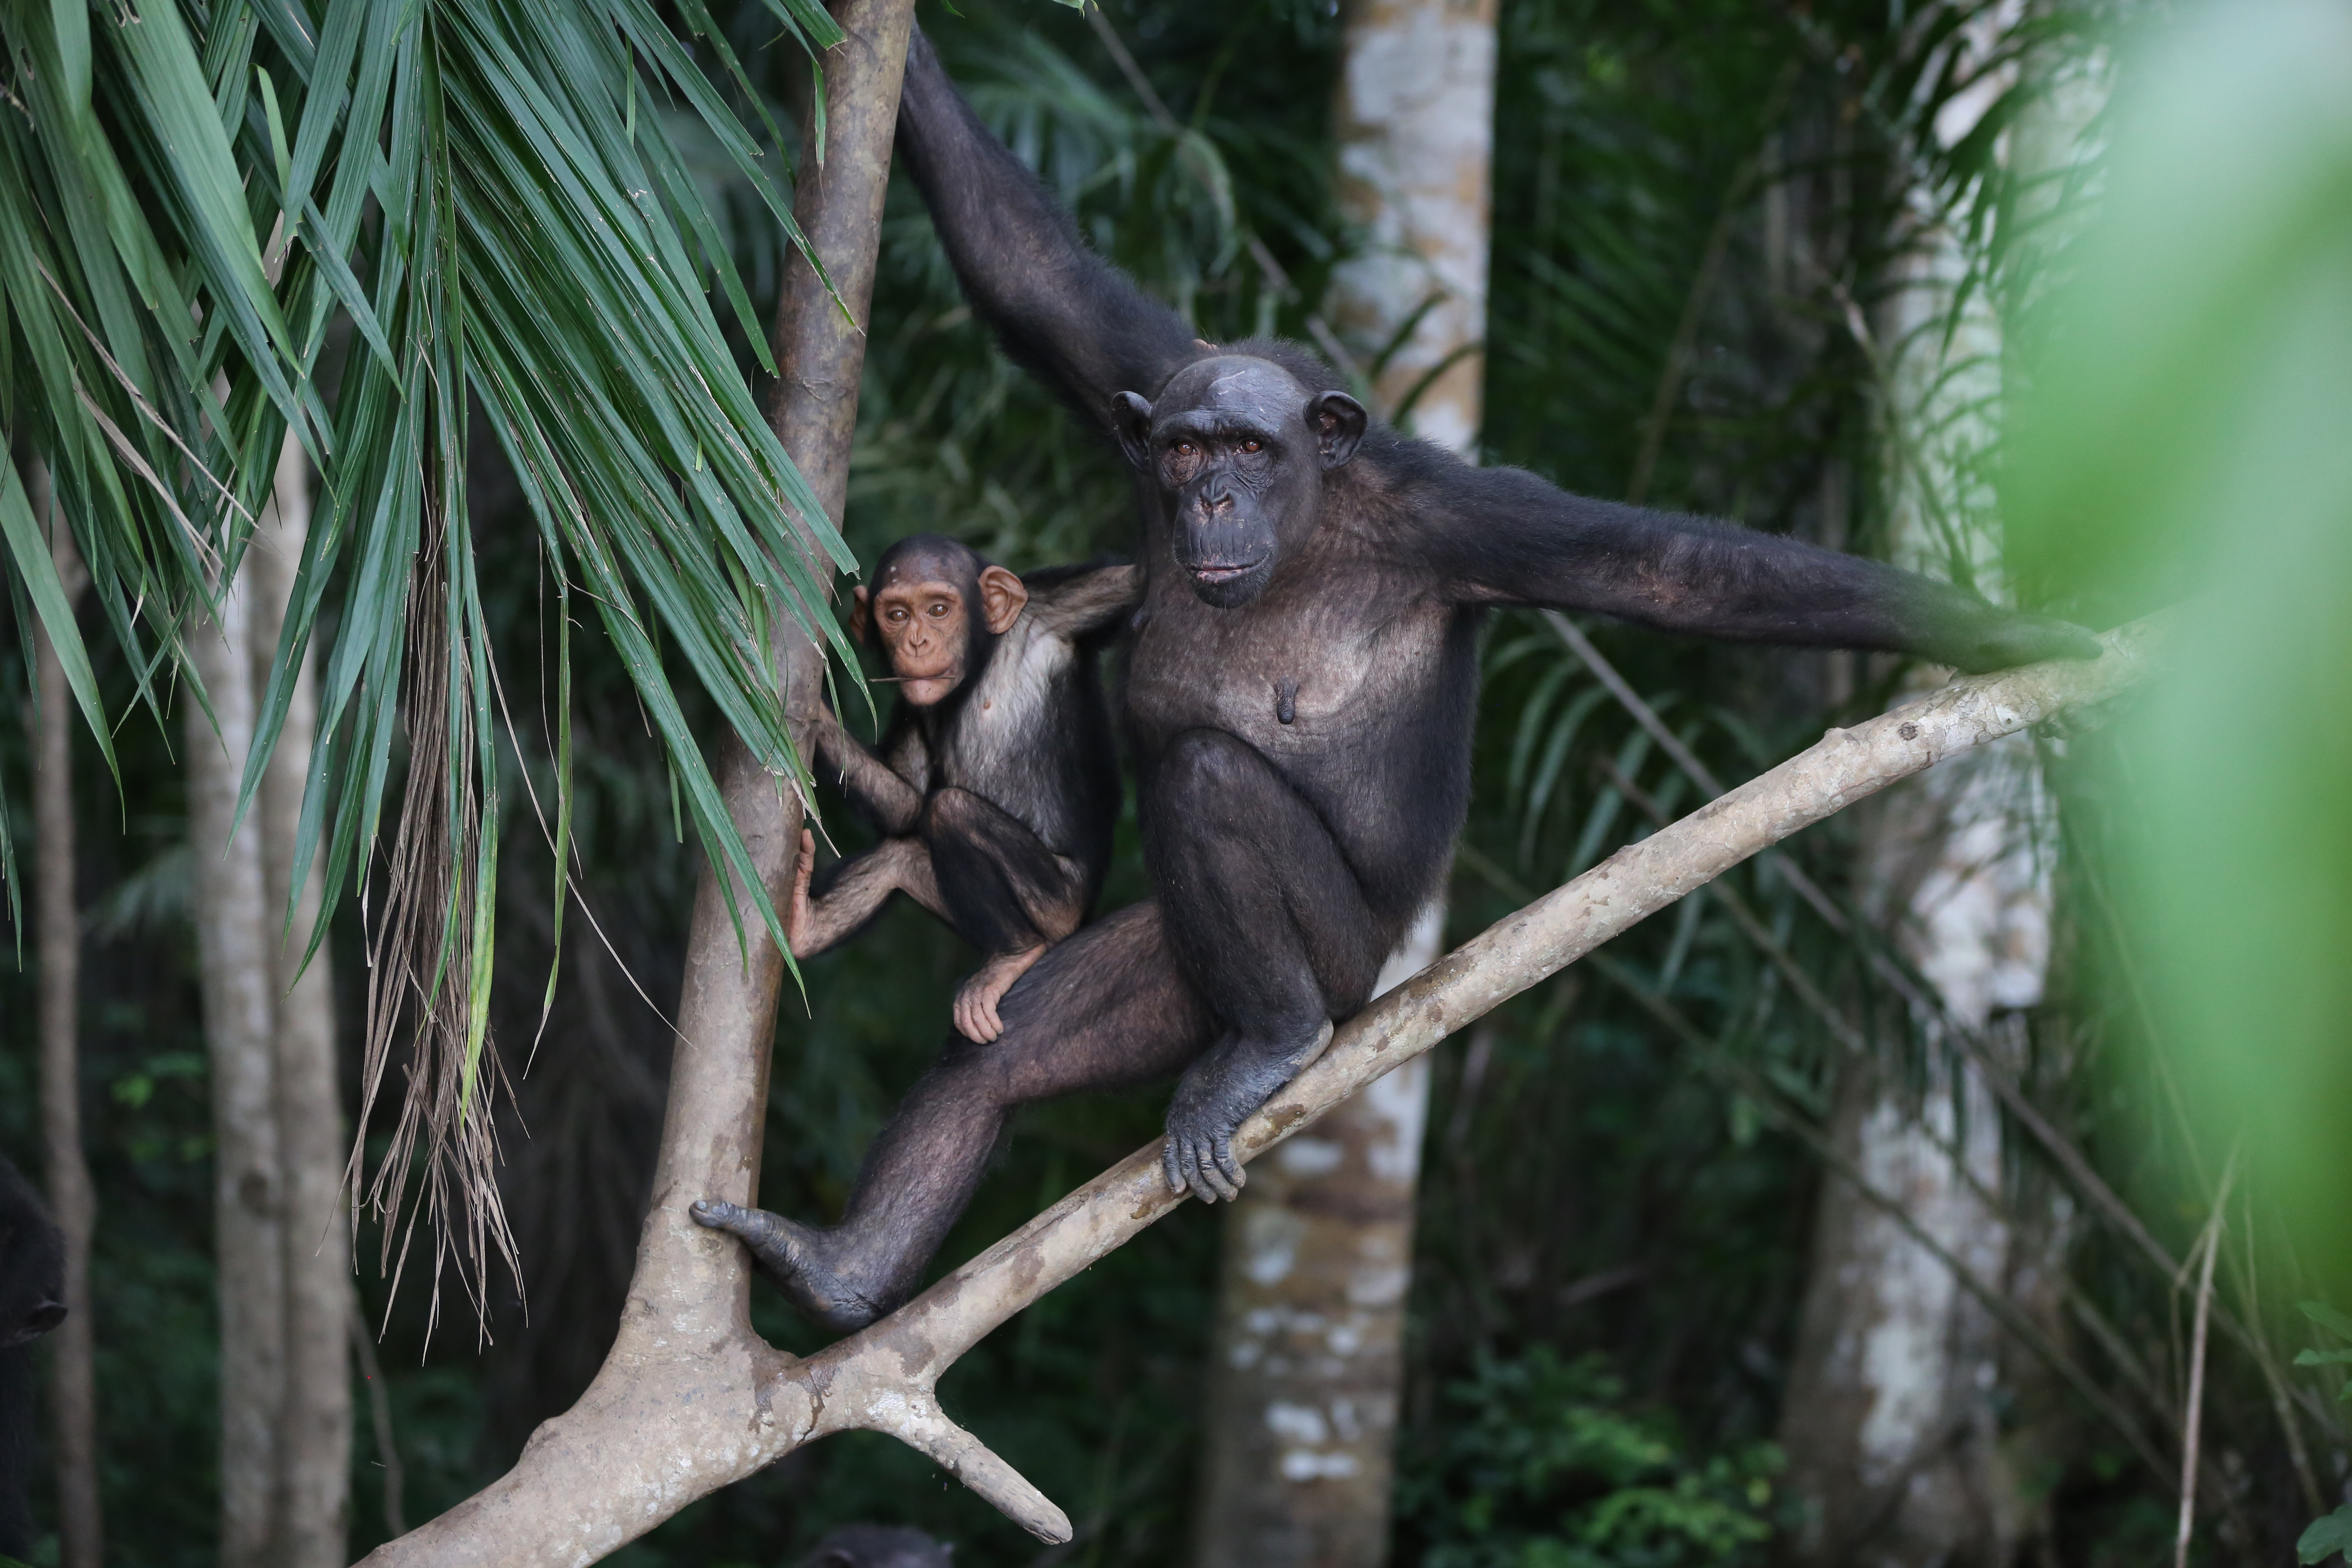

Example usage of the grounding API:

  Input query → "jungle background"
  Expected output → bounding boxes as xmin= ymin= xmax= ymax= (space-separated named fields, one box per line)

xmin=2 ymin=0 xmax=2344 ymax=1563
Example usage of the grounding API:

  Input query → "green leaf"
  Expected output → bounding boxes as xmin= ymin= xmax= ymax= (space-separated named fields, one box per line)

xmin=2300 ymin=1504 xmax=2352 ymax=1564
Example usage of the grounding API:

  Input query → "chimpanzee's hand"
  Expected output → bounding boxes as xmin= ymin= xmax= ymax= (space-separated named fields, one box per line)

xmin=1162 ymin=1022 xmax=1334 ymax=1204
xmin=1948 ymin=611 xmax=2103 ymax=673
xmin=784 ymin=829 xmax=817 ymax=958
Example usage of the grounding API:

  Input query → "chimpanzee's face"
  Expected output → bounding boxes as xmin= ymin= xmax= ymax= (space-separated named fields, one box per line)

xmin=1113 ymin=357 xmax=1366 ymax=610
xmin=851 ymin=553 xmax=1029 ymax=707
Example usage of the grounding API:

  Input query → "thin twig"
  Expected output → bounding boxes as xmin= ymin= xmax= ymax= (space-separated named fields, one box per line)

xmin=350 ymin=1303 xmax=407 ymax=1537
xmin=2176 ymin=1151 xmax=2238 ymax=1568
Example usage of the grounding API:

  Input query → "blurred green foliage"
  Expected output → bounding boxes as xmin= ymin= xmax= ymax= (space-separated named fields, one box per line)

xmin=1401 ymin=1348 xmax=1783 ymax=1568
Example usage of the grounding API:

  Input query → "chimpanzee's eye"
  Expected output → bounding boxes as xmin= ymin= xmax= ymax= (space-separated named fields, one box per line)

xmin=1174 ymin=441 xmax=1197 ymax=457
xmin=929 ymin=601 xmax=951 ymax=617
xmin=1240 ymin=439 xmax=1263 ymax=454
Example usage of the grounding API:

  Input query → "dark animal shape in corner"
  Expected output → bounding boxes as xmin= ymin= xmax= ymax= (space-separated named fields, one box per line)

xmin=0 ymin=1155 xmax=67 ymax=1563
xmin=795 ymin=1523 xmax=954 ymax=1568
xmin=692 ymin=23 xmax=2103 ymax=1337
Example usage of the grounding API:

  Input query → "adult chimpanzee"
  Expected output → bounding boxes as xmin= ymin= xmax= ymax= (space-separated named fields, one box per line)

xmin=695 ymin=27 xmax=2100 ymax=1333
xmin=0 ymin=1154 xmax=67 ymax=1561
xmin=764 ymin=535 xmax=1138 ymax=1040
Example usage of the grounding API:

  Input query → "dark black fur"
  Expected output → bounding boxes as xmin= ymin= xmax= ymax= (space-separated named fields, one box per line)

xmin=795 ymin=1524 xmax=953 ymax=1568
xmin=695 ymin=26 xmax=2102 ymax=1333
xmin=0 ymin=1156 xmax=67 ymax=1561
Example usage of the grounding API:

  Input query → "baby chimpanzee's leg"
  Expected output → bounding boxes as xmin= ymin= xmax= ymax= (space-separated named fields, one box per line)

xmin=693 ymin=902 xmax=1212 ymax=1333
xmin=920 ymin=786 xmax=1094 ymax=1042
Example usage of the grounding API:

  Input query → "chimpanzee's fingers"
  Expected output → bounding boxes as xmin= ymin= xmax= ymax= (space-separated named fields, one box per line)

xmin=976 ymin=994 xmax=1004 ymax=1041
xmin=1191 ymin=1139 xmax=1238 ymax=1203
xmin=690 ymin=1198 xmax=745 ymax=1233
xmin=1163 ymin=1137 xmax=1187 ymax=1195
xmin=1212 ymin=1136 xmax=1246 ymax=1194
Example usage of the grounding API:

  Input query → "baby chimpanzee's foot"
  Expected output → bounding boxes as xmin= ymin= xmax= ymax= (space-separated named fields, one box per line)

xmin=689 ymin=1199 xmax=885 ymax=1335
xmin=952 ymin=945 xmax=1047 ymax=1043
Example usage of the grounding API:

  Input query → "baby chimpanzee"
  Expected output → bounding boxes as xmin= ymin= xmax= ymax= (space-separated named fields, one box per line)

xmin=783 ymin=535 xmax=1138 ymax=1041
xmin=0 ymin=1154 xmax=67 ymax=1562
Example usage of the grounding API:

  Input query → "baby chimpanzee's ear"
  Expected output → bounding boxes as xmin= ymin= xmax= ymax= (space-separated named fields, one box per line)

xmin=977 ymin=564 xmax=1030 ymax=635
xmin=849 ymin=584 xmax=873 ymax=647
xmin=1307 ymin=391 xmax=1367 ymax=470
xmin=1111 ymin=391 xmax=1156 ymax=470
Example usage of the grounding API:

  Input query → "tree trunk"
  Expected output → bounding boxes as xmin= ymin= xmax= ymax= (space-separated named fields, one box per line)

xmin=1778 ymin=57 xmax=2060 ymax=1559
xmin=247 ymin=433 xmax=353 ymax=1568
xmin=30 ymin=462 xmax=102 ymax=1568
xmin=1194 ymin=7 xmax=1494 ymax=1563
xmin=186 ymin=535 xmax=289 ymax=1568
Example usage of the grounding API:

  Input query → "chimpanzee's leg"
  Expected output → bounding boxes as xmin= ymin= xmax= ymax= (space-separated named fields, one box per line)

xmin=921 ymin=786 xmax=1093 ymax=1042
xmin=692 ymin=901 xmax=1211 ymax=1333
xmin=1143 ymin=728 xmax=1391 ymax=1203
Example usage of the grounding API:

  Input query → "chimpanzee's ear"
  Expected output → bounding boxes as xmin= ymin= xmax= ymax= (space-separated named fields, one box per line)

xmin=1307 ymin=391 xmax=1368 ymax=470
xmin=850 ymin=584 xmax=873 ymax=647
xmin=977 ymin=564 xmax=1029 ymax=635
xmin=1111 ymin=391 xmax=1156 ymax=470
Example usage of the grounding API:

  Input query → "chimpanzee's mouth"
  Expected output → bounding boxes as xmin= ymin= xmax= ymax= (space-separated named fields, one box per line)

xmin=1186 ymin=560 xmax=1263 ymax=585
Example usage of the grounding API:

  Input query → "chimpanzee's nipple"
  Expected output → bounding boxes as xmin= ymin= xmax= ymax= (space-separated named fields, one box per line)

xmin=1275 ymin=677 xmax=1298 ymax=725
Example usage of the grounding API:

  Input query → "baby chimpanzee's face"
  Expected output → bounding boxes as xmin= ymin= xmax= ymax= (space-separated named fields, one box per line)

xmin=867 ymin=575 xmax=971 ymax=706
xmin=852 ymin=554 xmax=1029 ymax=708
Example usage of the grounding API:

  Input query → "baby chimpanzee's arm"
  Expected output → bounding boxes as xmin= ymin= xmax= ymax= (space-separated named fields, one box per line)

xmin=1425 ymin=463 xmax=2099 ymax=673
xmin=810 ymin=704 xmax=926 ymax=836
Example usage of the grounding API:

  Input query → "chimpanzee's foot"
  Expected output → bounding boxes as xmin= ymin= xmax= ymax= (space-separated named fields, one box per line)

xmin=689 ymin=1199 xmax=886 ymax=1334
xmin=1161 ymin=1020 xmax=1334 ymax=1204
xmin=952 ymin=945 xmax=1048 ymax=1043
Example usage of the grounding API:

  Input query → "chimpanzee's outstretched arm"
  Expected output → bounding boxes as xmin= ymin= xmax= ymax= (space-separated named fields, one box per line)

xmin=1420 ymin=463 xmax=2100 ymax=673
xmin=896 ymin=28 xmax=1199 ymax=426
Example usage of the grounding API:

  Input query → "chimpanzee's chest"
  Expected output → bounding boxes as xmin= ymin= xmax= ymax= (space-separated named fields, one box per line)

xmin=1123 ymin=563 xmax=1456 ymax=777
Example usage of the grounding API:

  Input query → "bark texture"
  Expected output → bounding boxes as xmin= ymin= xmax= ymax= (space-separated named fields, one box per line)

xmin=358 ymin=595 xmax=2158 ymax=1564
xmin=249 ymin=436 xmax=354 ymax=1568
xmin=30 ymin=463 xmax=101 ymax=1568
xmin=186 ymin=528 xmax=289 ymax=1568
xmin=185 ymin=434 xmax=354 ymax=1568
xmin=352 ymin=3 xmax=913 ymax=1557
xmin=1328 ymin=0 xmax=1497 ymax=452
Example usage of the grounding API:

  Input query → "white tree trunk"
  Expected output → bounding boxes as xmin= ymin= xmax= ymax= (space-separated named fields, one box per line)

xmin=186 ymin=539 xmax=289 ymax=1568
xmin=1195 ymin=8 xmax=1493 ymax=1563
xmin=247 ymin=434 xmax=353 ymax=1568
xmin=186 ymin=430 xmax=350 ymax=1568
xmin=1779 ymin=41 xmax=2073 ymax=1554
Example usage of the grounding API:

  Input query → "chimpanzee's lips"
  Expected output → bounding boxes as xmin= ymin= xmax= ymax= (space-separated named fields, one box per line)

xmin=1186 ymin=559 xmax=1264 ymax=585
